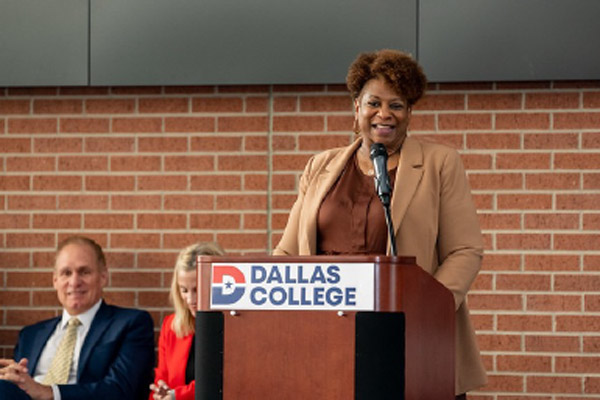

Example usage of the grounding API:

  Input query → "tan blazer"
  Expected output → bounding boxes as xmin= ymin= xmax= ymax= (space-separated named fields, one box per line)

xmin=274 ymin=137 xmax=487 ymax=394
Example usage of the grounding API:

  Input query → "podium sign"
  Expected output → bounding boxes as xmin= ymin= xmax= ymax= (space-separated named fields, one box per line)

xmin=196 ymin=255 xmax=455 ymax=400
xmin=210 ymin=262 xmax=375 ymax=311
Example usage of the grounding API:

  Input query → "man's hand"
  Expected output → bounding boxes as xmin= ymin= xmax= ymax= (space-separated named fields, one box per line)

xmin=0 ymin=358 xmax=53 ymax=400
xmin=0 ymin=358 xmax=27 ymax=380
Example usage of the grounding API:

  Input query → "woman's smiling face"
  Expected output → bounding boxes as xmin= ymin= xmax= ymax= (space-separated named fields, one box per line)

xmin=355 ymin=76 xmax=411 ymax=153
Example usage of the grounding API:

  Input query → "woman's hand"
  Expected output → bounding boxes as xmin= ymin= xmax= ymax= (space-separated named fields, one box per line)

xmin=150 ymin=379 xmax=173 ymax=400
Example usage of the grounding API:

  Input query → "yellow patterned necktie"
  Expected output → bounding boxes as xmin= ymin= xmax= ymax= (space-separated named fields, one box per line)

xmin=43 ymin=317 xmax=81 ymax=385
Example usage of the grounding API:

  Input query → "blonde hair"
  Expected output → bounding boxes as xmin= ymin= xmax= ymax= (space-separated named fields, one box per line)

xmin=170 ymin=242 xmax=225 ymax=337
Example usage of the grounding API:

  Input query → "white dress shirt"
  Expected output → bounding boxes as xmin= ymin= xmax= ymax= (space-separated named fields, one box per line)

xmin=33 ymin=299 xmax=102 ymax=400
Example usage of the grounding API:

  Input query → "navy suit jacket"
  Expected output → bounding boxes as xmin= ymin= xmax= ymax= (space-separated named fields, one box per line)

xmin=13 ymin=301 xmax=155 ymax=400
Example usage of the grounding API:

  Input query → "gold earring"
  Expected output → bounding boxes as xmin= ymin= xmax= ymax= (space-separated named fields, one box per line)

xmin=353 ymin=118 xmax=359 ymax=135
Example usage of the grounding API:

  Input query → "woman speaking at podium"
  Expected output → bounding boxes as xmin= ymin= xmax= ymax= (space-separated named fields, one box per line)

xmin=273 ymin=49 xmax=486 ymax=398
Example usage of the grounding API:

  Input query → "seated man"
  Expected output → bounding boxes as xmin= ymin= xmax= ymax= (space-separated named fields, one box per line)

xmin=0 ymin=236 xmax=155 ymax=400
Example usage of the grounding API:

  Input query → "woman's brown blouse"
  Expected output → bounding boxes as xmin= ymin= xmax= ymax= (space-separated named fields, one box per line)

xmin=316 ymin=151 xmax=396 ymax=255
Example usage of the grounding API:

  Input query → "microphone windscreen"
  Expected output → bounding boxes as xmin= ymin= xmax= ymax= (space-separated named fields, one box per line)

xmin=369 ymin=143 xmax=387 ymax=160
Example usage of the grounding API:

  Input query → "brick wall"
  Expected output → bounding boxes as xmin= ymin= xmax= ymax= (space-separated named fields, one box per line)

xmin=1 ymin=81 xmax=600 ymax=398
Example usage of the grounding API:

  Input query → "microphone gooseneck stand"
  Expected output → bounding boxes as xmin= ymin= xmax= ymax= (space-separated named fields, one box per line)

xmin=369 ymin=143 xmax=398 ymax=256
xmin=383 ymin=205 xmax=397 ymax=257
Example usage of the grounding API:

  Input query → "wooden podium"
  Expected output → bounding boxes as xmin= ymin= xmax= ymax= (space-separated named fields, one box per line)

xmin=195 ymin=255 xmax=455 ymax=400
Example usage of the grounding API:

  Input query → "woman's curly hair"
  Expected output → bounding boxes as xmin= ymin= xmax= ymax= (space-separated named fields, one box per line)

xmin=346 ymin=49 xmax=427 ymax=107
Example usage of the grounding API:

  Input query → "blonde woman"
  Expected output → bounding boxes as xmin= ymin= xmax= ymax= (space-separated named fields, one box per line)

xmin=149 ymin=243 xmax=225 ymax=400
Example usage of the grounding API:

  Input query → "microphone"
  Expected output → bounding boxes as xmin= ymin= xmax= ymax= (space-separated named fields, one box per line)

xmin=369 ymin=142 xmax=397 ymax=256
xmin=369 ymin=143 xmax=392 ymax=206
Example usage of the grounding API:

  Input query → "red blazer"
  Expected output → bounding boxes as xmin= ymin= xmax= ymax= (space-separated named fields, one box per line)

xmin=150 ymin=314 xmax=194 ymax=400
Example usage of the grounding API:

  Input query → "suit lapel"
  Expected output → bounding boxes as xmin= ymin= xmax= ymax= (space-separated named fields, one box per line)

xmin=391 ymin=137 xmax=424 ymax=239
xmin=28 ymin=318 xmax=60 ymax=374
xmin=302 ymin=140 xmax=361 ymax=254
xmin=77 ymin=301 xmax=114 ymax=379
